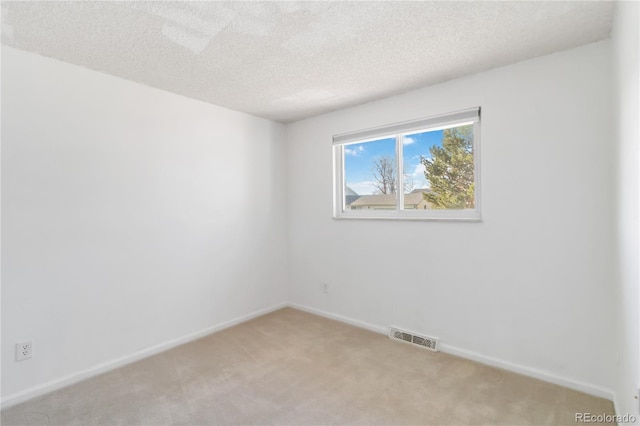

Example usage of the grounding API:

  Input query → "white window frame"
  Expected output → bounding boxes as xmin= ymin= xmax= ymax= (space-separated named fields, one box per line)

xmin=333 ymin=107 xmax=481 ymax=221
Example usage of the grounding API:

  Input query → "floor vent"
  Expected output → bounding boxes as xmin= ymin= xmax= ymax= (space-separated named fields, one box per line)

xmin=389 ymin=327 xmax=438 ymax=352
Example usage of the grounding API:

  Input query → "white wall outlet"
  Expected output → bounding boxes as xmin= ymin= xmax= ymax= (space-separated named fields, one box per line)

xmin=16 ymin=340 xmax=32 ymax=361
xmin=322 ymin=282 xmax=328 ymax=294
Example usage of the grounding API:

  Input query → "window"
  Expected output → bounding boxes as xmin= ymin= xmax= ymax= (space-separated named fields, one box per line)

xmin=333 ymin=107 xmax=481 ymax=221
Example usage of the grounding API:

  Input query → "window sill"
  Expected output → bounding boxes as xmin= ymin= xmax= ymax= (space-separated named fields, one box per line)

xmin=333 ymin=210 xmax=482 ymax=222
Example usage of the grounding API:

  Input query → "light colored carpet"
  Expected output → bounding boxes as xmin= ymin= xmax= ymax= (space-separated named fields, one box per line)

xmin=1 ymin=308 xmax=614 ymax=425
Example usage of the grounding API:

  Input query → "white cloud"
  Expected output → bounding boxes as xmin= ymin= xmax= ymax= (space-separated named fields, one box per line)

xmin=409 ymin=163 xmax=429 ymax=189
xmin=403 ymin=136 xmax=416 ymax=145
xmin=347 ymin=180 xmax=376 ymax=195
xmin=345 ymin=145 xmax=365 ymax=156
xmin=412 ymin=163 xmax=426 ymax=177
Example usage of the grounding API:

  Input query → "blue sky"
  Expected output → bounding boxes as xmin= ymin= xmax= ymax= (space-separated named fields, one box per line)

xmin=344 ymin=129 xmax=443 ymax=195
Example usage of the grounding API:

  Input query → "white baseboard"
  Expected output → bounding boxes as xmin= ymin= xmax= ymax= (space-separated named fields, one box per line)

xmin=1 ymin=302 xmax=615 ymax=410
xmin=437 ymin=343 xmax=615 ymax=401
xmin=288 ymin=303 xmax=388 ymax=335
xmin=0 ymin=302 xmax=287 ymax=410
xmin=288 ymin=303 xmax=615 ymax=402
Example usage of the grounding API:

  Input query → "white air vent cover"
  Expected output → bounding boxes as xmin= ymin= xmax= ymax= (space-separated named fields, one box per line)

xmin=389 ymin=327 xmax=439 ymax=352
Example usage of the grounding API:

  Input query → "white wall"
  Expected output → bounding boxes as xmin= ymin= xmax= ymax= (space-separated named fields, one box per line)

xmin=613 ymin=0 xmax=640 ymax=418
xmin=1 ymin=46 xmax=288 ymax=404
xmin=2 ymin=20 xmax=630 ymax=411
xmin=286 ymin=41 xmax=616 ymax=397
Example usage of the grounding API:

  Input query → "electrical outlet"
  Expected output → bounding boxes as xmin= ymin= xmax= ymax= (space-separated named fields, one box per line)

xmin=322 ymin=283 xmax=328 ymax=294
xmin=16 ymin=340 xmax=32 ymax=361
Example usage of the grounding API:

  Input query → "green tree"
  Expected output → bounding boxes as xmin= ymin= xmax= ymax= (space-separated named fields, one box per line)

xmin=420 ymin=125 xmax=475 ymax=209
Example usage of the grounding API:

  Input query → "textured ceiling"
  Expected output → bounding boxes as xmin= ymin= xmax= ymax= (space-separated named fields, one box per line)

xmin=1 ymin=1 xmax=613 ymax=123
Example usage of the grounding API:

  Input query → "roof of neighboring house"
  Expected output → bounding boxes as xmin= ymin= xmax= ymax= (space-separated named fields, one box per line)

xmin=349 ymin=193 xmax=395 ymax=207
xmin=349 ymin=191 xmax=428 ymax=207
xmin=345 ymin=195 xmax=361 ymax=206
xmin=411 ymin=188 xmax=432 ymax=194
xmin=345 ymin=186 xmax=359 ymax=196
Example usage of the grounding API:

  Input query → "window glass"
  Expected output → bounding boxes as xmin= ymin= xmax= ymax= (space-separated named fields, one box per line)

xmin=333 ymin=107 xmax=480 ymax=220
xmin=402 ymin=124 xmax=474 ymax=210
xmin=344 ymin=137 xmax=396 ymax=211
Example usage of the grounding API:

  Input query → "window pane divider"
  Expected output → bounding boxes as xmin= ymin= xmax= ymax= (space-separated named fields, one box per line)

xmin=333 ymin=107 xmax=481 ymax=221
xmin=396 ymin=134 xmax=404 ymax=211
